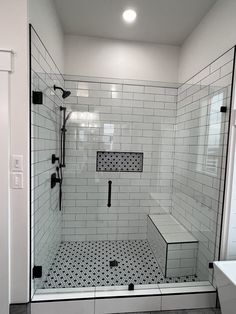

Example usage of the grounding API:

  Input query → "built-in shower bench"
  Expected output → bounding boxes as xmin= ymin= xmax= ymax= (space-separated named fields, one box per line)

xmin=147 ymin=214 xmax=198 ymax=278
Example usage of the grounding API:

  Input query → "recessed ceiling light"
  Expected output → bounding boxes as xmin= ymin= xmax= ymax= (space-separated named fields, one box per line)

xmin=122 ymin=9 xmax=137 ymax=24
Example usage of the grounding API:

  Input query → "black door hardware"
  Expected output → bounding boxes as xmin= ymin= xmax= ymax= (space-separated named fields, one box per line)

xmin=33 ymin=266 xmax=42 ymax=279
xmin=32 ymin=91 xmax=43 ymax=104
xmin=220 ymin=106 xmax=227 ymax=112
xmin=107 ymin=180 xmax=112 ymax=207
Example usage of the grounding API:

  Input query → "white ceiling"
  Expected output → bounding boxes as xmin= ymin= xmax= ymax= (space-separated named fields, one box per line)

xmin=53 ymin=0 xmax=217 ymax=45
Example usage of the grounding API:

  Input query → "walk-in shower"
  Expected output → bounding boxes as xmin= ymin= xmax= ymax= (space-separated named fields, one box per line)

xmin=30 ymin=25 xmax=236 ymax=301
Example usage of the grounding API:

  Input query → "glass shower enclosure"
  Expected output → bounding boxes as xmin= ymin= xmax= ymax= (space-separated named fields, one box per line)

xmin=30 ymin=25 xmax=236 ymax=298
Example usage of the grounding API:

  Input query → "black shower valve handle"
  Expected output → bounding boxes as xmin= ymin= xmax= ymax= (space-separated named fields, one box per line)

xmin=52 ymin=154 xmax=60 ymax=164
xmin=51 ymin=173 xmax=61 ymax=189
xmin=107 ymin=180 xmax=112 ymax=207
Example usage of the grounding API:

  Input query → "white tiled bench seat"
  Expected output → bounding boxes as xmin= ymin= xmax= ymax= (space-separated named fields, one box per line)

xmin=147 ymin=214 xmax=198 ymax=277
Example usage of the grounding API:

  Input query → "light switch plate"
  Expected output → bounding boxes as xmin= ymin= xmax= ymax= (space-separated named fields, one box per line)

xmin=11 ymin=173 xmax=23 ymax=189
xmin=11 ymin=155 xmax=23 ymax=172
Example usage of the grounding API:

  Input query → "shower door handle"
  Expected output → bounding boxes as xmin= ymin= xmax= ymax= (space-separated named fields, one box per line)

xmin=107 ymin=180 xmax=112 ymax=207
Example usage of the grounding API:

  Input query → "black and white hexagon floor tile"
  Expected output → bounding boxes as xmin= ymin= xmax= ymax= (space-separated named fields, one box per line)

xmin=42 ymin=240 xmax=197 ymax=289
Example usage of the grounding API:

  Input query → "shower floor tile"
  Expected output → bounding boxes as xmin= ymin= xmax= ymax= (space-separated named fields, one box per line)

xmin=42 ymin=240 xmax=197 ymax=289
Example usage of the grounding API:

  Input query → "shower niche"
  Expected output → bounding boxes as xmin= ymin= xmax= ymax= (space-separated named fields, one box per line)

xmin=30 ymin=24 xmax=235 ymax=299
xmin=96 ymin=151 xmax=143 ymax=172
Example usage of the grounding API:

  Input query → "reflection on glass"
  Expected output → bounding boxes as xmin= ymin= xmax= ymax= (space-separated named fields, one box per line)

xmin=104 ymin=123 xmax=114 ymax=136
xmin=79 ymin=130 xmax=86 ymax=142
xmin=69 ymin=111 xmax=99 ymax=126
xmin=110 ymin=84 xmax=118 ymax=92
xmin=197 ymin=92 xmax=224 ymax=176
xmin=77 ymin=89 xmax=89 ymax=97
xmin=205 ymin=93 xmax=223 ymax=174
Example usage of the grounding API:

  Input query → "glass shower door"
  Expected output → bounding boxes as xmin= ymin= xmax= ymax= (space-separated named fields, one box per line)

xmin=172 ymin=47 xmax=235 ymax=283
xmin=30 ymin=26 xmax=63 ymax=293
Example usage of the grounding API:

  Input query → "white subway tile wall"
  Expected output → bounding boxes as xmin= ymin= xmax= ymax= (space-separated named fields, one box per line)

xmin=62 ymin=78 xmax=177 ymax=241
xmin=60 ymin=48 xmax=234 ymax=281
xmin=172 ymin=48 xmax=235 ymax=281
xmin=31 ymin=28 xmax=63 ymax=289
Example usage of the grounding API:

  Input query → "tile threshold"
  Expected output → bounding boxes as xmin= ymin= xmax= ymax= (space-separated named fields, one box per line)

xmin=32 ymin=281 xmax=215 ymax=302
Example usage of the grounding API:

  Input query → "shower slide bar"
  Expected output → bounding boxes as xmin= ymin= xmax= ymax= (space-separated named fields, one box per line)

xmin=60 ymin=106 xmax=66 ymax=168
xmin=60 ymin=106 xmax=73 ymax=168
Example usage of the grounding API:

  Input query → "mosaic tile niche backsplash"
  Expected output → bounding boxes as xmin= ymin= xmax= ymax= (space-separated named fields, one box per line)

xmin=62 ymin=78 xmax=177 ymax=241
xmin=96 ymin=151 xmax=144 ymax=172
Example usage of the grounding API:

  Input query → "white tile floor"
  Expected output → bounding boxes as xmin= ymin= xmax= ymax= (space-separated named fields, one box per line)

xmin=42 ymin=240 xmax=198 ymax=289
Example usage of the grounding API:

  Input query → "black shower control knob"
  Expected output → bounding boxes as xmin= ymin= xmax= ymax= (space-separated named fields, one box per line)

xmin=51 ymin=173 xmax=61 ymax=188
xmin=52 ymin=154 xmax=60 ymax=164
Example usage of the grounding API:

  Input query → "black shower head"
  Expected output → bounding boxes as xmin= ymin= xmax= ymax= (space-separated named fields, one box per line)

xmin=62 ymin=90 xmax=71 ymax=99
xmin=53 ymin=85 xmax=71 ymax=99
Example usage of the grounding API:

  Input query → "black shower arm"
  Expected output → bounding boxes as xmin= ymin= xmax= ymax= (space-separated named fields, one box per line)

xmin=54 ymin=85 xmax=64 ymax=93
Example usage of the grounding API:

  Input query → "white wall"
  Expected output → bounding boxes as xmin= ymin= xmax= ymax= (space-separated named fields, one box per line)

xmin=29 ymin=0 xmax=64 ymax=72
xmin=0 ymin=50 xmax=12 ymax=314
xmin=179 ymin=0 xmax=236 ymax=83
xmin=0 ymin=0 xmax=29 ymax=304
xmin=64 ymin=35 xmax=180 ymax=82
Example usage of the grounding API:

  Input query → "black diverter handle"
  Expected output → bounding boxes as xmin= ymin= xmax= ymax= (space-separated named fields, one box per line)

xmin=107 ymin=180 xmax=112 ymax=207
